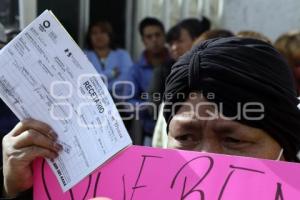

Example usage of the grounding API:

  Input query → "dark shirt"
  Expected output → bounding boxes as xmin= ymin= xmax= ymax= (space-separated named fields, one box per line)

xmin=148 ymin=59 xmax=175 ymax=106
xmin=123 ymin=49 xmax=171 ymax=136
xmin=0 ymin=100 xmax=19 ymax=166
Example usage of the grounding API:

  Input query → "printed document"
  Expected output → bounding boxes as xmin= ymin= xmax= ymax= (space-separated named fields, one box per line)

xmin=0 ymin=10 xmax=132 ymax=191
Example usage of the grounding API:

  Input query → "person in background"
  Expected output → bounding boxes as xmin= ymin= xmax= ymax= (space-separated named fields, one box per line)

xmin=168 ymin=17 xmax=210 ymax=60
xmin=149 ymin=25 xmax=179 ymax=148
xmin=193 ymin=29 xmax=234 ymax=45
xmin=0 ymin=23 xmax=19 ymax=166
xmin=151 ymin=17 xmax=212 ymax=147
xmin=237 ymin=30 xmax=271 ymax=44
xmin=149 ymin=17 xmax=211 ymax=107
xmin=122 ymin=17 xmax=170 ymax=146
xmin=84 ymin=21 xmax=133 ymax=99
xmin=274 ymin=31 xmax=300 ymax=95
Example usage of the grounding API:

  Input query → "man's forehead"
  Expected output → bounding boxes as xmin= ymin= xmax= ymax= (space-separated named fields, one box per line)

xmin=171 ymin=110 xmax=241 ymax=131
xmin=143 ymin=26 xmax=163 ymax=34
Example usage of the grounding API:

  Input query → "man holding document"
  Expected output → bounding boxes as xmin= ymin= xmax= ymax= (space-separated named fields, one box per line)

xmin=1 ymin=11 xmax=300 ymax=199
xmin=0 ymin=10 xmax=132 ymax=199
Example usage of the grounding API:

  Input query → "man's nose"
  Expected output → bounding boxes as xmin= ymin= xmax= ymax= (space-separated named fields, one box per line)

xmin=152 ymin=36 xmax=160 ymax=43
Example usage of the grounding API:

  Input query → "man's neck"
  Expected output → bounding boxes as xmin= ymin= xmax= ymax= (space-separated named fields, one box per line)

xmin=145 ymin=48 xmax=168 ymax=67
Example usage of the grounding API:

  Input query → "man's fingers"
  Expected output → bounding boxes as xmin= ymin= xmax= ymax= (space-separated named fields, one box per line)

xmin=9 ymin=119 xmax=57 ymax=140
xmin=8 ymin=146 xmax=58 ymax=164
xmin=12 ymin=130 xmax=62 ymax=153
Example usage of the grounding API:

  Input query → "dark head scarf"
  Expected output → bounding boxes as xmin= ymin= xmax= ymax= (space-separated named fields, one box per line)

xmin=163 ymin=37 xmax=300 ymax=162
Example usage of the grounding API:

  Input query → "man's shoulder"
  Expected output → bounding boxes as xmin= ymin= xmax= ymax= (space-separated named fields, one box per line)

xmin=130 ymin=63 xmax=144 ymax=73
xmin=83 ymin=49 xmax=96 ymax=58
xmin=113 ymin=48 xmax=130 ymax=57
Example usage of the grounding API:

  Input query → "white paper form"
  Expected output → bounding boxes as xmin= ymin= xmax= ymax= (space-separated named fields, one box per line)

xmin=0 ymin=10 xmax=132 ymax=191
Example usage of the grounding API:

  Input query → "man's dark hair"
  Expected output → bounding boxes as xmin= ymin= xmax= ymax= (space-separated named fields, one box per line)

xmin=178 ymin=17 xmax=211 ymax=40
xmin=139 ymin=17 xmax=165 ymax=37
xmin=166 ymin=25 xmax=180 ymax=44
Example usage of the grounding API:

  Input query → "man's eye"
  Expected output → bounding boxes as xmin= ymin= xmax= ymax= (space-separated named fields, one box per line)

xmin=155 ymin=33 xmax=161 ymax=37
xmin=223 ymin=137 xmax=252 ymax=149
xmin=173 ymin=134 xmax=198 ymax=149
xmin=224 ymin=137 xmax=243 ymax=144
xmin=175 ymin=134 xmax=194 ymax=142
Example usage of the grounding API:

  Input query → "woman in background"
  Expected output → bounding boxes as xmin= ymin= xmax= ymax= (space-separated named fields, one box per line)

xmin=85 ymin=21 xmax=133 ymax=100
xmin=275 ymin=31 xmax=300 ymax=95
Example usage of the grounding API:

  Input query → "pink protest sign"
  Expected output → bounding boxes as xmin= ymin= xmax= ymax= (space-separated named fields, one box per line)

xmin=33 ymin=145 xmax=300 ymax=199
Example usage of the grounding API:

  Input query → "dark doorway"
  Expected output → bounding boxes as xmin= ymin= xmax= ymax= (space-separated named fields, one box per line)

xmin=37 ymin=0 xmax=80 ymax=42
xmin=37 ymin=0 xmax=127 ymax=48
xmin=89 ymin=0 xmax=127 ymax=48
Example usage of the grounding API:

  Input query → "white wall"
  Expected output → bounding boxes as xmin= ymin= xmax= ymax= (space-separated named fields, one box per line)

xmin=129 ymin=0 xmax=220 ymax=60
xmin=19 ymin=0 xmax=37 ymax=30
xmin=219 ymin=0 xmax=300 ymax=41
